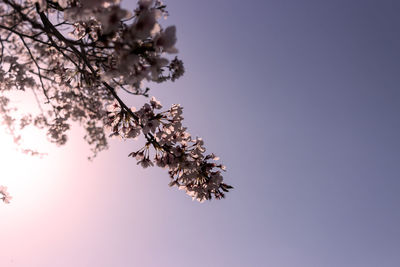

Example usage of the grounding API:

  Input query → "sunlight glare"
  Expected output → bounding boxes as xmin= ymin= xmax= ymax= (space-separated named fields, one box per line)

xmin=0 ymin=124 xmax=63 ymax=211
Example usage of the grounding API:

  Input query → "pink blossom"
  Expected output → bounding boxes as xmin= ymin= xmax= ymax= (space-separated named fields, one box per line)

xmin=0 ymin=186 xmax=12 ymax=204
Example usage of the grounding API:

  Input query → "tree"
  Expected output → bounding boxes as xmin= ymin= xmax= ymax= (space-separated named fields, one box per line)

xmin=0 ymin=0 xmax=232 ymax=203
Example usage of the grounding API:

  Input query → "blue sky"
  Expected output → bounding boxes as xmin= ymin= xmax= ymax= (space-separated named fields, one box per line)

xmin=1 ymin=0 xmax=399 ymax=266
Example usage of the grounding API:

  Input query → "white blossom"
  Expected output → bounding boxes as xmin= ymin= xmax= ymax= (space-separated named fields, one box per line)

xmin=155 ymin=26 xmax=178 ymax=53
xmin=95 ymin=6 xmax=131 ymax=34
xmin=150 ymin=96 xmax=162 ymax=109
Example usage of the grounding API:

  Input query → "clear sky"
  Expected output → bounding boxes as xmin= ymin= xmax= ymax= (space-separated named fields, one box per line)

xmin=1 ymin=0 xmax=400 ymax=266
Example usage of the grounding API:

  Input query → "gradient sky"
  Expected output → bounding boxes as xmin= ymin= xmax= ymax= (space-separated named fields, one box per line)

xmin=1 ymin=0 xmax=400 ymax=266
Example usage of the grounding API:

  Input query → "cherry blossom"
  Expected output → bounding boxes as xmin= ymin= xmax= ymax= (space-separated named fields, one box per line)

xmin=0 ymin=0 xmax=232 ymax=202
xmin=109 ymin=97 xmax=232 ymax=201
xmin=0 ymin=186 xmax=12 ymax=204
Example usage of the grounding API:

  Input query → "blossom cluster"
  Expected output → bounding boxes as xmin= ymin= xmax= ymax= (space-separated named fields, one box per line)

xmin=0 ymin=186 xmax=12 ymax=204
xmin=63 ymin=0 xmax=185 ymax=90
xmin=0 ymin=0 xmax=231 ymax=203
xmin=107 ymin=97 xmax=232 ymax=202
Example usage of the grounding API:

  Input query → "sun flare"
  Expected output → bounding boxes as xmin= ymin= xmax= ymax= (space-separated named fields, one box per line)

xmin=0 ymin=127 xmax=59 ymax=206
